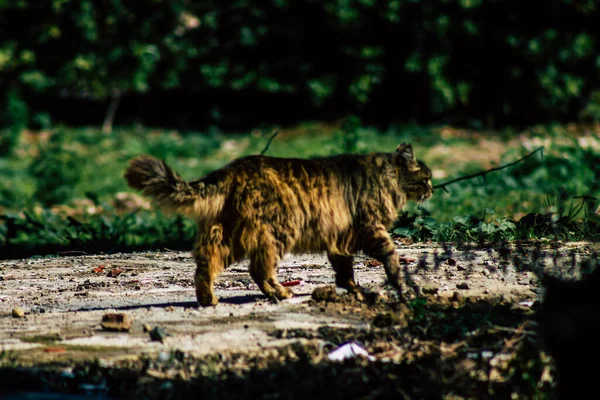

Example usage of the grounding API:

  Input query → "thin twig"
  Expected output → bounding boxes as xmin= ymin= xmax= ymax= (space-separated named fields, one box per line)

xmin=102 ymin=90 xmax=121 ymax=134
xmin=259 ymin=131 xmax=279 ymax=156
xmin=433 ymin=146 xmax=544 ymax=192
xmin=488 ymin=324 xmax=537 ymax=337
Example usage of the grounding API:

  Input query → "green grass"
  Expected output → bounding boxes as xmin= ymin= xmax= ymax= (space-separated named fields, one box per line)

xmin=0 ymin=123 xmax=599 ymax=258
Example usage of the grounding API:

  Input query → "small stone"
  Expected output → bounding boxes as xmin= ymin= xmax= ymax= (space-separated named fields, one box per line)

xmin=457 ymin=265 xmax=467 ymax=271
xmin=101 ymin=313 xmax=133 ymax=332
xmin=12 ymin=307 xmax=25 ymax=318
xmin=107 ymin=268 xmax=122 ymax=278
xmin=421 ymin=284 xmax=439 ymax=295
xmin=447 ymin=258 xmax=457 ymax=266
xmin=456 ymin=282 xmax=470 ymax=290
xmin=311 ymin=286 xmax=339 ymax=303
xmin=149 ymin=326 xmax=167 ymax=343
xmin=372 ymin=311 xmax=406 ymax=328
xmin=143 ymin=324 xmax=152 ymax=333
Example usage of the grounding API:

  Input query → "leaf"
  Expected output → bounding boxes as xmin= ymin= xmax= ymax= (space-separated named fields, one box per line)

xmin=393 ymin=227 xmax=412 ymax=237
xmin=453 ymin=216 xmax=469 ymax=226
xmin=93 ymin=265 xmax=106 ymax=273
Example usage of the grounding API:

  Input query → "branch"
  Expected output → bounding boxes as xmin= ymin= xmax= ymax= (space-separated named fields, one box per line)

xmin=102 ymin=90 xmax=122 ymax=134
xmin=433 ymin=146 xmax=544 ymax=193
xmin=259 ymin=130 xmax=279 ymax=156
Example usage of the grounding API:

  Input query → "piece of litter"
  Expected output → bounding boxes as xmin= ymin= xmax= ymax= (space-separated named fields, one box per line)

xmin=328 ymin=342 xmax=375 ymax=362
xmin=282 ymin=279 xmax=302 ymax=287
xmin=518 ymin=301 xmax=534 ymax=307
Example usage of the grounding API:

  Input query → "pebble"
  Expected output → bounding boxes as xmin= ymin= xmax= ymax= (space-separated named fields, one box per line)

xmin=100 ymin=313 xmax=133 ymax=332
xmin=149 ymin=326 xmax=168 ymax=343
xmin=12 ymin=307 xmax=25 ymax=318
xmin=421 ymin=284 xmax=439 ymax=295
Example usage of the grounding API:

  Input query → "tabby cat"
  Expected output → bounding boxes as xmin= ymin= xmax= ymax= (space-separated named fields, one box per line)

xmin=124 ymin=143 xmax=433 ymax=306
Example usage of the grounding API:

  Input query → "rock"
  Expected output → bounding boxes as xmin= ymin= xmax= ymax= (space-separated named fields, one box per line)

xmin=12 ymin=307 xmax=25 ymax=318
xmin=456 ymin=282 xmax=470 ymax=290
xmin=372 ymin=311 xmax=404 ymax=328
xmin=107 ymin=267 xmax=122 ymax=278
xmin=421 ymin=284 xmax=439 ymax=295
xmin=101 ymin=313 xmax=133 ymax=332
xmin=311 ymin=286 xmax=340 ymax=303
xmin=149 ymin=326 xmax=167 ymax=343
xmin=447 ymin=258 xmax=457 ymax=266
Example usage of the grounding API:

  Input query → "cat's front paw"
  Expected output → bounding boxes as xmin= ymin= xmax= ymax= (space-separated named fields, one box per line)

xmin=197 ymin=292 xmax=218 ymax=307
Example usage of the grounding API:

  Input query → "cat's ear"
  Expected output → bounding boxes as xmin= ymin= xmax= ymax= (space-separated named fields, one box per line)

xmin=396 ymin=143 xmax=419 ymax=170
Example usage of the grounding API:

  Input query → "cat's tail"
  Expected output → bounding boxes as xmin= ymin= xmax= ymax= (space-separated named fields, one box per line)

xmin=124 ymin=155 xmax=223 ymax=218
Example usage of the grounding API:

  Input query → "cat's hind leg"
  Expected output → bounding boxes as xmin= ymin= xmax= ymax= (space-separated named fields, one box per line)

xmin=248 ymin=236 xmax=293 ymax=302
xmin=193 ymin=250 xmax=220 ymax=306
xmin=192 ymin=225 xmax=229 ymax=307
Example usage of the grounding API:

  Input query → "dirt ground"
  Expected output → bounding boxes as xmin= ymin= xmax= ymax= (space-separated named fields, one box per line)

xmin=0 ymin=242 xmax=593 ymax=398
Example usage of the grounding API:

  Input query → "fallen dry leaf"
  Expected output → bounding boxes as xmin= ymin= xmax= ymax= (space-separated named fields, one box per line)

xmin=93 ymin=265 xmax=106 ymax=273
xmin=364 ymin=260 xmax=383 ymax=267
xmin=43 ymin=347 xmax=66 ymax=353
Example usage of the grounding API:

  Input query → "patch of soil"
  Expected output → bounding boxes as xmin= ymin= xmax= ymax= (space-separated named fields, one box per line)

xmin=0 ymin=242 xmax=594 ymax=398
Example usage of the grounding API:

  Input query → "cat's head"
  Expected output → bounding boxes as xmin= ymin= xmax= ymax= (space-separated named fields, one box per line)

xmin=395 ymin=143 xmax=433 ymax=202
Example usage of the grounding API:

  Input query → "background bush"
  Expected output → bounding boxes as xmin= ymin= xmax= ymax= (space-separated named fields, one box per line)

xmin=1 ymin=0 xmax=599 ymax=130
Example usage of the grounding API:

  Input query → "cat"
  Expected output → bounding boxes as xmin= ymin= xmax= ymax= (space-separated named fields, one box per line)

xmin=124 ymin=143 xmax=433 ymax=306
xmin=539 ymin=264 xmax=600 ymax=399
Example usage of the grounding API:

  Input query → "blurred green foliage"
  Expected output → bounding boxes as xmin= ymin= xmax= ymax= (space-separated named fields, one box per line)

xmin=28 ymin=130 xmax=83 ymax=206
xmin=0 ymin=125 xmax=598 ymax=258
xmin=1 ymin=1 xmax=600 ymax=129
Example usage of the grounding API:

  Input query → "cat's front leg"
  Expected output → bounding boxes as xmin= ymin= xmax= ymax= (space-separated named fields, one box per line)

xmin=326 ymin=253 xmax=365 ymax=300
xmin=361 ymin=226 xmax=403 ymax=298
